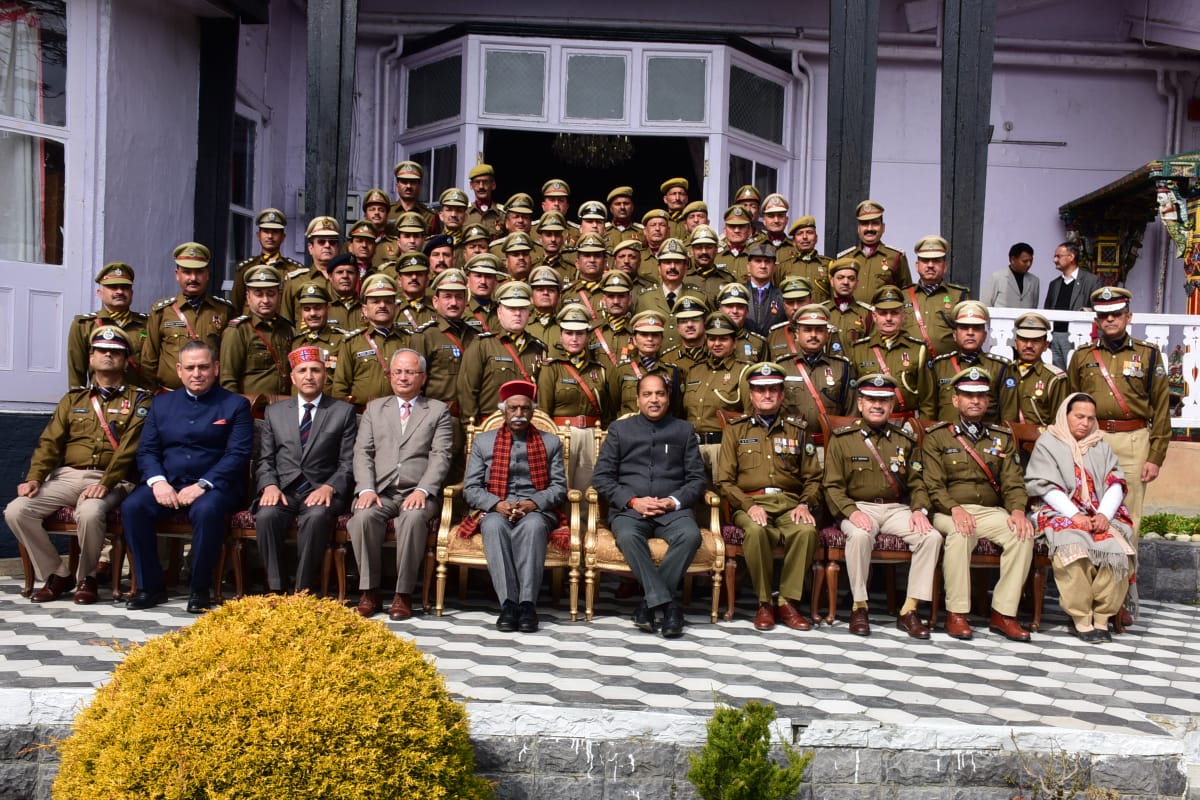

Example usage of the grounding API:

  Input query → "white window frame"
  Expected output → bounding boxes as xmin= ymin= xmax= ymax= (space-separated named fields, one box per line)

xmin=476 ymin=42 xmax=550 ymax=124
xmin=401 ymin=41 xmax=465 ymax=135
xmin=400 ymin=131 xmax=463 ymax=206
xmin=726 ymin=50 xmax=793 ymax=149
xmin=640 ymin=48 xmax=714 ymax=130
xmin=560 ymin=46 xmax=632 ymax=127
xmin=227 ymin=101 xmax=264 ymax=271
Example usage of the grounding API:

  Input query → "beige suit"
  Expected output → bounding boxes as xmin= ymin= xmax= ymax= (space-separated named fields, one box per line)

xmin=348 ymin=394 xmax=453 ymax=593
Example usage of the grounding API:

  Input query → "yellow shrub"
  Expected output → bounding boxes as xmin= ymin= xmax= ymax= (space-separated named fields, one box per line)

xmin=53 ymin=594 xmax=493 ymax=800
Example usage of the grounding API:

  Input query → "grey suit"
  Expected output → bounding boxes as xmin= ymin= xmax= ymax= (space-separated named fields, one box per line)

xmin=591 ymin=413 xmax=707 ymax=607
xmin=464 ymin=429 xmax=567 ymax=604
xmin=1044 ymin=268 xmax=1103 ymax=369
xmin=348 ymin=394 xmax=453 ymax=593
xmin=254 ymin=395 xmax=357 ymax=592
xmin=980 ymin=268 xmax=1040 ymax=309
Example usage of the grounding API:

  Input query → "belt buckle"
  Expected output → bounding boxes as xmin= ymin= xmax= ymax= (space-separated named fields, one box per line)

xmin=764 ymin=487 xmax=781 ymax=495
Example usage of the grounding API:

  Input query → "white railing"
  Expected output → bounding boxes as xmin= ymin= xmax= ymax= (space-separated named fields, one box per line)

xmin=985 ymin=307 xmax=1200 ymax=429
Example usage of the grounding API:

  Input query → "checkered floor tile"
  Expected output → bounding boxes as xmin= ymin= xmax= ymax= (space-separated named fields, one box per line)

xmin=1 ymin=574 xmax=1196 ymax=736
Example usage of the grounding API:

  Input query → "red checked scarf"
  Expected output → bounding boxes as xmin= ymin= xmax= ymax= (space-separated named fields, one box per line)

xmin=458 ymin=426 xmax=569 ymax=549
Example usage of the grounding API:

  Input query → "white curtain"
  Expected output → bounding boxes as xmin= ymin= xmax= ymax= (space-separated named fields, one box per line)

xmin=0 ymin=5 xmax=45 ymax=263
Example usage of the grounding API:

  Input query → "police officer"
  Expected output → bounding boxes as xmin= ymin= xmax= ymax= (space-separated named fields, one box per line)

xmin=394 ymin=251 xmax=436 ymax=331
xmin=733 ymin=185 xmax=762 ymax=235
xmin=291 ymin=282 xmax=348 ymax=391
xmin=921 ymin=367 xmax=1034 ymax=642
xmin=533 ymin=178 xmax=573 ymax=239
xmin=687 ymin=224 xmax=737 ymax=301
xmin=67 ymin=262 xmax=148 ymax=389
xmin=640 ymin=209 xmax=672 ymax=282
xmin=465 ymin=163 xmax=503 ymax=237
xmin=141 ymin=242 xmax=234 ymax=391
xmin=592 ymin=270 xmax=635 ymax=367
xmin=576 ymin=200 xmax=608 ymax=243
xmin=5 ymin=326 xmax=152 ymax=604
xmin=717 ymin=362 xmax=821 ymax=631
xmin=847 ymin=286 xmax=927 ymax=418
xmin=464 ymin=253 xmax=505 ymax=334
xmin=389 ymin=212 xmax=428 ymax=266
xmin=660 ymin=177 xmax=690 ymax=238
xmin=667 ymin=295 xmax=711 ymax=374
xmin=220 ymin=266 xmax=294 ymax=396
xmin=365 ymin=189 xmax=403 ymax=269
xmin=456 ymin=224 xmax=493 ymax=270
xmin=231 ymin=208 xmax=304 ymax=314
xmin=526 ymin=266 xmax=564 ymax=345
xmin=606 ymin=310 xmax=683 ymax=419
xmin=388 ymin=160 xmax=438 ymax=234
xmin=281 ymin=216 xmax=341 ymax=323
xmin=538 ymin=304 xmax=609 ymax=489
xmin=331 ymin=273 xmax=410 ymax=404
xmin=901 ymin=235 xmax=970 ymax=359
xmin=821 ymin=258 xmax=874 ymax=356
xmin=612 ymin=239 xmax=652 ymax=291
xmin=774 ymin=304 xmax=853 ymax=431
xmin=456 ymin=281 xmax=549 ymax=424
xmin=635 ymin=238 xmax=702 ymax=338
xmin=715 ymin=283 xmax=766 ymax=364
xmin=604 ymin=187 xmax=643 ymax=250
xmin=1011 ymin=312 xmax=1068 ymax=425
xmin=327 ymin=257 xmax=367 ymax=332
xmin=779 ymin=215 xmax=832 ymax=302
xmin=1067 ymin=286 xmax=1170 ymax=538
xmin=822 ymin=374 xmax=939 ymax=638
xmin=757 ymin=194 xmax=796 ymax=262
xmin=682 ymin=200 xmax=710 ymax=235
xmin=494 ymin=192 xmax=535 ymax=249
xmin=919 ymin=301 xmax=1018 ymax=424
xmin=838 ymin=200 xmax=913 ymax=303
xmin=562 ymin=234 xmax=610 ymax=318
xmin=682 ymin=313 xmax=744 ymax=475
xmin=346 ymin=219 xmax=379 ymax=277
xmin=534 ymin=211 xmax=572 ymax=271
xmin=438 ymin=187 xmax=470 ymax=244
xmin=764 ymin=277 xmax=816 ymax=361
xmin=717 ymin=205 xmax=754 ymax=280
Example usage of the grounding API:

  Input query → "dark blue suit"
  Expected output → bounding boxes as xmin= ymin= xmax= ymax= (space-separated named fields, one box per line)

xmin=121 ymin=386 xmax=252 ymax=594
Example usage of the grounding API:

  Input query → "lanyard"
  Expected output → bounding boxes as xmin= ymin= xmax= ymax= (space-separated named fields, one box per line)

xmin=860 ymin=431 xmax=904 ymax=500
xmin=905 ymin=286 xmax=936 ymax=356
xmin=500 ymin=339 xmax=534 ymax=382
xmin=952 ymin=431 xmax=1002 ymax=495
xmin=171 ymin=302 xmax=201 ymax=340
xmin=1090 ymin=348 xmax=1134 ymax=419
xmin=90 ymin=395 xmax=120 ymax=451
xmin=791 ymin=358 xmax=828 ymax=416
xmin=250 ymin=323 xmax=288 ymax=380
xmin=870 ymin=345 xmax=908 ymax=410
xmin=560 ymin=361 xmax=602 ymax=414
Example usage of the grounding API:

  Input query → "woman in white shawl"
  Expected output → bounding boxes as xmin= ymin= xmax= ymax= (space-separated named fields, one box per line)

xmin=1025 ymin=393 xmax=1136 ymax=642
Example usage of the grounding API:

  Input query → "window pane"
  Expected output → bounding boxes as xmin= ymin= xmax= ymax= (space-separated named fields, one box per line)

xmin=431 ymin=143 xmax=457 ymax=200
xmin=729 ymin=66 xmax=784 ymax=144
xmin=484 ymin=50 xmax=545 ymax=117
xmin=0 ymin=130 xmax=64 ymax=264
xmin=231 ymin=115 xmax=256 ymax=209
xmin=411 ymin=150 xmax=434 ymax=203
xmin=566 ymin=54 xmax=625 ymax=120
xmin=646 ymin=57 xmax=705 ymax=122
xmin=227 ymin=211 xmax=254 ymax=270
xmin=0 ymin=1 xmax=67 ymax=127
xmin=728 ymin=155 xmax=753 ymax=203
xmin=407 ymin=55 xmax=462 ymax=129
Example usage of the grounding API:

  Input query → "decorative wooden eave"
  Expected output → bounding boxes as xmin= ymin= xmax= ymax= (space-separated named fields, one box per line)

xmin=1059 ymin=150 xmax=1200 ymax=229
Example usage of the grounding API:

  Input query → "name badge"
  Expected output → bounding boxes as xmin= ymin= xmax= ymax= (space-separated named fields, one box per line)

xmin=355 ymin=349 xmax=376 ymax=358
xmin=494 ymin=356 xmax=514 ymax=363
xmin=739 ymin=438 xmax=760 ymax=444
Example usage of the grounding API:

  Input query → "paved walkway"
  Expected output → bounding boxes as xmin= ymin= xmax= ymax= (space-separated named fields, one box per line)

xmin=1 ymin=571 xmax=1197 ymax=739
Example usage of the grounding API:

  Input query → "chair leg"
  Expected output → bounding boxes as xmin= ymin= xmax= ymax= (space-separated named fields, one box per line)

xmin=421 ymin=550 xmax=435 ymax=613
xmin=569 ymin=565 xmax=580 ymax=622
xmin=709 ymin=567 xmax=722 ymax=623
xmin=823 ymin=562 xmax=840 ymax=625
xmin=334 ymin=543 xmax=348 ymax=604
xmin=585 ymin=568 xmax=596 ymax=621
xmin=213 ymin=544 xmax=226 ymax=603
xmin=68 ymin=538 xmax=81 ymax=581
xmin=320 ymin=546 xmax=332 ymax=598
xmin=232 ymin=538 xmax=246 ymax=599
xmin=435 ymin=560 xmax=448 ymax=617
xmin=723 ymin=557 xmax=738 ymax=621
xmin=111 ymin=535 xmax=126 ymax=600
xmin=1031 ymin=564 xmax=1047 ymax=632
xmin=809 ymin=560 xmax=826 ymax=624
xmin=549 ymin=566 xmax=563 ymax=604
xmin=929 ymin=564 xmax=942 ymax=629
xmin=457 ymin=564 xmax=469 ymax=601
xmin=17 ymin=541 xmax=35 ymax=597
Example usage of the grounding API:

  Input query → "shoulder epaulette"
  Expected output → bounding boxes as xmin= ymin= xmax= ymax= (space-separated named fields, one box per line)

xmin=285 ymin=266 xmax=309 ymax=280
xmin=902 ymin=335 xmax=926 ymax=347
xmin=783 ymin=415 xmax=807 ymax=428
xmin=131 ymin=311 xmax=148 ymax=322
xmin=857 ymin=301 xmax=875 ymax=312
xmin=744 ymin=331 xmax=766 ymax=343
xmin=984 ymin=352 xmax=1014 ymax=366
xmin=476 ymin=331 xmax=495 ymax=340
xmin=832 ymin=422 xmax=858 ymax=435
xmin=412 ymin=319 xmax=437 ymax=334
xmin=237 ymin=256 xmax=257 ymax=269
xmin=636 ymin=285 xmax=658 ymax=296
xmin=878 ymin=243 xmax=901 ymax=256
xmin=76 ymin=311 xmax=100 ymax=322
xmin=931 ymin=352 xmax=957 ymax=365
xmin=1045 ymin=363 xmax=1066 ymax=377
xmin=152 ymin=297 xmax=176 ymax=311
xmin=631 ymin=222 xmax=644 ymax=230
xmin=924 ymin=420 xmax=950 ymax=433
xmin=984 ymin=423 xmax=1011 ymax=437
xmin=837 ymin=246 xmax=857 ymax=258
xmin=944 ymin=281 xmax=969 ymax=293
xmin=228 ymin=315 xmax=250 ymax=327
xmin=212 ymin=295 xmax=234 ymax=307
xmin=769 ymin=320 xmax=790 ymax=332
xmin=134 ymin=387 xmax=155 ymax=403
xmin=729 ymin=413 xmax=754 ymax=425
xmin=342 ymin=327 xmax=365 ymax=338
xmin=660 ymin=345 xmax=680 ymax=357
xmin=828 ymin=352 xmax=852 ymax=365
xmin=283 ymin=256 xmax=305 ymax=268
xmin=893 ymin=425 xmax=918 ymax=443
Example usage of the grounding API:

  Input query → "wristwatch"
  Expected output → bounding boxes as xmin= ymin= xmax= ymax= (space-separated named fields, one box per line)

xmin=197 ymin=479 xmax=213 ymax=491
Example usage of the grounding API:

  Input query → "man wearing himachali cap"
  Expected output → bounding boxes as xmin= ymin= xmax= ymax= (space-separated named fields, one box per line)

xmin=254 ymin=347 xmax=358 ymax=595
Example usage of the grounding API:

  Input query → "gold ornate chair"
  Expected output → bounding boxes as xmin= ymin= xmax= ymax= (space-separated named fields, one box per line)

xmin=434 ymin=409 xmax=588 ymax=618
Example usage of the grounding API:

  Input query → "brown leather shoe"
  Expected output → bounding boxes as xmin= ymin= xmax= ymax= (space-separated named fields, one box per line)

xmin=944 ymin=611 xmax=974 ymax=640
xmin=387 ymin=593 xmax=413 ymax=621
xmin=356 ymin=589 xmax=380 ymax=618
xmin=988 ymin=610 xmax=1031 ymax=642
xmin=31 ymin=574 xmax=75 ymax=603
xmin=777 ymin=600 xmax=813 ymax=631
xmin=896 ymin=610 xmax=931 ymax=639
xmin=753 ymin=602 xmax=776 ymax=631
xmin=848 ymin=607 xmax=871 ymax=636
xmin=73 ymin=576 xmax=99 ymax=605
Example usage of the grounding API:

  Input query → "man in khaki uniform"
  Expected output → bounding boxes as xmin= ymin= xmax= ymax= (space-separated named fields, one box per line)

xmin=715 ymin=283 xmax=766 ymax=364
xmin=919 ymin=301 xmax=1018 ymax=424
xmin=847 ymin=286 xmax=926 ymax=417
xmin=465 ymin=163 xmax=503 ymax=237
xmin=593 ymin=270 xmax=635 ymax=367
xmin=682 ymin=200 xmax=710 ymax=235
xmin=757 ymin=194 xmax=796 ymax=262
xmin=363 ymin=189 xmax=402 ymax=269
xmin=332 ymin=274 xmax=410 ymax=404
xmin=220 ymin=266 xmax=294 ymax=396
xmin=526 ymin=266 xmax=563 ymax=346
xmin=837 ymin=200 xmax=913 ymax=303
xmin=378 ymin=212 xmax=426 ymax=271
xmin=639 ymin=209 xmax=672 ymax=281
xmin=604 ymin=187 xmax=643 ymax=250
xmin=661 ymin=177 xmax=690 ymax=239
xmin=437 ymin=187 xmax=469 ymax=244
xmin=562 ymin=234 xmax=609 ymax=318
xmin=901 ymin=235 xmax=970 ymax=359
xmin=774 ymin=304 xmax=853 ymax=431
xmin=5 ymin=327 xmax=151 ymax=604
xmin=327 ymin=259 xmax=367 ymax=332
xmin=681 ymin=313 xmax=743 ymax=475
xmin=821 ymin=258 xmax=874 ymax=357
xmin=635 ymin=238 xmax=702 ymax=340
xmin=1011 ymin=312 xmax=1068 ymax=425
xmin=426 ymin=234 xmax=456 ymax=276
xmin=501 ymin=231 xmax=536 ymax=283
xmin=921 ymin=368 xmax=1034 ymax=641
xmin=141 ymin=242 xmax=234 ymax=391
xmin=779 ymin=216 xmax=832 ymax=302
xmin=394 ymin=251 xmax=436 ymax=331
xmin=538 ymin=304 xmax=608 ymax=489
xmin=388 ymin=160 xmax=437 ymax=234
xmin=823 ymin=374 xmax=939 ymax=638
xmin=733 ymin=185 xmax=762 ymax=234
xmin=67 ymin=262 xmax=148 ymax=389
xmin=282 ymin=216 xmax=341 ymax=323
xmin=667 ymin=296 xmax=710 ymax=373
xmin=230 ymin=208 xmax=304 ymax=314
xmin=717 ymin=205 xmax=754 ymax=281
xmin=687 ymin=225 xmax=736 ymax=302
xmin=1067 ymin=286 xmax=1170 ymax=538
xmin=346 ymin=219 xmax=379 ymax=276
xmin=532 ymin=178 xmax=572 ymax=236
xmin=456 ymin=281 xmax=548 ymax=424
xmin=717 ymin=362 xmax=822 ymax=631
xmin=534 ymin=211 xmax=571 ymax=271
xmin=456 ymin=224 xmax=492 ymax=269
xmin=291 ymin=283 xmax=349 ymax=391
xmin=606 ymin=310 xmax=683 ymax=419
xmin=411 ymin=269 xmax=478 ymax=414
xmin=464 ymin=253 xmax=505 ymax=334
xmin=764 ymin=277 xmax=816 ymax=361
xmin=575 ymin=200 xmax=607 ymax=243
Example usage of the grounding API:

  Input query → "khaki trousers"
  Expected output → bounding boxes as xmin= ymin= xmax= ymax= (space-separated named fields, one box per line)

xmin=933 ymin=504 xmax=1033 ymax=617
xmin=565 ymin=426 xmax=597 ymax=492
xmin=3 ymin=467 xmax=128 ymax=584
xmin=841 ymin=501 xmax=942 ymax=603
xmin=1102 ymin=428 xmax=1150 ymax=538
xmin=1054 ymin=553 xmax=1130 ymax=630
xmin=698 ymin=443 xmax=721 ymax=482
xmin=733 ymin=493 xmax=817 ymax=604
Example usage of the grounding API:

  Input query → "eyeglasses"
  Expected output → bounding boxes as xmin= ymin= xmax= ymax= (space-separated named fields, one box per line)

xmin=311 ymin=238 xmax=338 ymax=246
xmin=1095 ymin=310 xmax=1127 ymax=320
xmin=390 ymin=369 xmax=423 ymax=376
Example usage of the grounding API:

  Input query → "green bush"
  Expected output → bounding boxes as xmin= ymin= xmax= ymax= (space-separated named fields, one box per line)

xmin=687 ymin=700 xmax=811 ymax=800
xmin=53 ymin=594 xmax=492 ymax=800
xmin=1141 ymin=513 xmax=1200 ymax=536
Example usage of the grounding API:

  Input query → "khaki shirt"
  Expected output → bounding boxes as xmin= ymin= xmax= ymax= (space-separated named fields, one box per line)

xmin=591 ymin=318 xmax=633 ymax=368
xmin=1067 ymin=335 xmax=1172 ymax=465
xmin=822 ymin=419 xmax=929 ymax=517
xmin=899 ymin=282 xmax=970 ymax=359
xmin=219 ymin=314 xmax=294 ymax=396
xmin=778 ymin=251 xmax=833 ymax=303
xmin=231 ymin=252 xmax=303 ymax=314
xmin=331 ymin=326 xmax=412 ymax=404
xmin=715 ymin=246 xmax=750 ymax=282
xmin=456 ymin=332 xmax=547 ymax=423
xmin=142 ymin=293 xmax=234 ymax=391
xmin=465 ymin=204 xmax=505 ymax=239
xmin=717 ymin=413 xmax=822 ymax=513
xmin=27 ymin=385 xmax=153 ymax=489
xmin=396 ymin=297 xmax=437 ymax=332
xmin=919 ymin=351 xmax=1019 ymax=424
xmin=846 ymin=332 xmax=927 ymax=414
xmin=327 ymin=297 xmax=367 ymax=333
xmin=821 ymin=298 xmax=873 ymax=357
xmin=67 ymin=312 xmax=149 ymax=389
xmin=920 ymin=421 xmax=1027 ymax=512
xmin=837 ymin=242 xmax=913 ymax=303
xmin=387 ymin=200 xmax=437 ymax=233
xmin=682 ymin=356 xmax=742 ymax=434
xmin=281 ymin=266 xmax=333 ymax=325
xmin=602 ymin=223 xmax=643 ymax=252
xmin=1014 ymin=359 xmax=1068 ymax=426
xmin=410 ymin=316 xmax=478 ymax=407
xmin=537 ymin=355 xmax=609 ymax=425
xmin=775 ymin=352 xmax=854 ymax=431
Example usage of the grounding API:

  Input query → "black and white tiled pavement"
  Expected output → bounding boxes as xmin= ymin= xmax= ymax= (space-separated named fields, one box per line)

xmin=1 ymin=573 xmax=1197 ymax=737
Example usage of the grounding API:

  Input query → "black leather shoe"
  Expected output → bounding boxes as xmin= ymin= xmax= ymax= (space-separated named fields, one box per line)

xmin=496 ymin=601 xmax=519 ymax=632
xmin=186 ymin=591 xmax=212 ymax=614
xmin=632 ymin=602 xmax=657 ymax=633
xmin=126 ymin=588 xmax=168 ymax=610
xmin=517 ymin=602 xmax=539 ymax=633
xmin=660 ymin=603 xmax=684 ymax=639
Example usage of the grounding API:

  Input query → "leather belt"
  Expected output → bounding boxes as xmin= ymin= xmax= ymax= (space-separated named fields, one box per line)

xmin=746 ymin=488 xmax=784 ymax=496
xmin=553 ymin=415 xmax=600 ymax=428
xmin=695 ymin=431 xmax=723 ymax=444
xmin=1098 ymin=418 xmax=1147 ymax=433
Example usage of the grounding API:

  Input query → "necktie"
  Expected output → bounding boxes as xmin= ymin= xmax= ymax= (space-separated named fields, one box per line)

xmin=667 ymin=291 xmax=677 ymax=309
xmin=400 ymin=400 xmax=411 ymax=433
xmin=300 ymin=403 xmax=314 ymax=445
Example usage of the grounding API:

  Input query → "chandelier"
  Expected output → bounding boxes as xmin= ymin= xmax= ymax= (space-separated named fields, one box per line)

xmin=551 ymin=133 xmax=634 ymax=169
